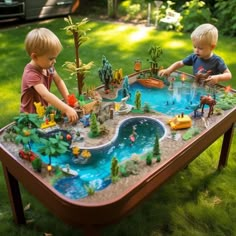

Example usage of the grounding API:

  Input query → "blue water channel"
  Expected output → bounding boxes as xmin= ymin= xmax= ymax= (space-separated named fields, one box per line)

xmin=111 ymin=80 xmax=217 ymax=116
xmin=32 ymin=117 xmax=166 ymax=200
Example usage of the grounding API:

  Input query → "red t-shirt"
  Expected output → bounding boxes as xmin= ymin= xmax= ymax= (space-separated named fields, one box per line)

xmin=20 ymin=63 xmax=54 ymax=113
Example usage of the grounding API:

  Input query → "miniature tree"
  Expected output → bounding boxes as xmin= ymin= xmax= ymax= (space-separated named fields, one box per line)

xmin=14 ymin=113 xmax=43 ymax=129
xmin=63 ymin=16 xmax=94 ymax=96
xmin=38 ymin=132 xmax=70 ymax=165
xmin=111 ymin=157 xmax=119 ymax=183
xmin=153 ymin=134 xmax=161 ymax=162
xmin=135 ymin=90 xmax=142 ymax=110
xmin=98 ymin=55 xmax=113 ymax=93
xmin=32 ymin=157 xmax=42 ymax=173
xmin=146 ymin=153 xmax=152 ymax=166
xmin=89 ymin=112 xmax=99 ymax=137
xmin=14 ymin=127 xmax=40 ymax=151
xmin=147 ymin=45 xmax=163 ymax=75
xmin=122 ymin=75 xmax=130 ymax=98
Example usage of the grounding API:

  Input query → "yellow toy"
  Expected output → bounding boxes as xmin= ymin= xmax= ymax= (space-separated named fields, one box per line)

xmin=168 ymin=113 xmax=192 ymax=130
xmin=72 ymin=146 xmax=80 ymax=156
xmin=40 ymin=113 xmax=56 ymax=129
xmin=34 ymin=102 xmax=46 ymax=117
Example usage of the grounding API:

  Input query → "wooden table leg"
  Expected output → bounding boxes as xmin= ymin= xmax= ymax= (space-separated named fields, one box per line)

xmin=2 ymin=164 xmax=26 ymax=224
xmin=218 ymin=124 xmax=235 ymax=170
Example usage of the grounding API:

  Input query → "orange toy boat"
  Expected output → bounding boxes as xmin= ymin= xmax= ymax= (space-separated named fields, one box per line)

xmin=137 ymin=78 xmax=164 ymax=88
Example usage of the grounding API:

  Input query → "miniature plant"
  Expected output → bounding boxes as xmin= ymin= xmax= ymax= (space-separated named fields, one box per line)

xmin=146 ymin=153 xmax=152 ymax=166
xmin=143 ymin=102 xmax=151 ymax=113
xmin=182 ymin=127 xmax=200 ymax=141
xmin=14 ymin=127 xmax=40 ymax=151
xmin=122 ymin=75 xmax=130 ymax=98
xmin=32 ymin=157 xmax=42 ymax=173
xmin=89 ymin=112 xmax=99 ymax=137
xmin=3 ymin=127 xmax=16 ymax=142
xmin=98 ymin=55 xmax=113 ymax=93
xmin=119 ymin=165 xmax=129 ymax=177
xmin=84 ymin=184 xmax=95 ymax=196
xmin=45 ymin=105 xmax=62 ymax=122
xmin=153 ymin=134 xmax=161 ymax=159
xmin=111 ymin=157 xmax=119 ymax=183
xmin=147 ymin=45 xmax=163 ymax=75
xmin=135 ymin=90 xmax=142 ymax=110
xmin=38 ymin=132 xmax=70 ymax=165
xmin=215 ymin=92 xmax=236 ymax=110
xmin=14 ymin=113 xmax=43 ymax=129
xmin=63 ymin=16 xmax=94 ymax=96
xmin=119 ymin=160 xmax=139 ymax=177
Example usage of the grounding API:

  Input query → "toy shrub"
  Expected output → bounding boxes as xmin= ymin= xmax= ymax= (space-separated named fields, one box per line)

xmin=32 ymin=157 xmax=42 ymax=173
xmin=111 ymin=157 xmax=119 ymax=183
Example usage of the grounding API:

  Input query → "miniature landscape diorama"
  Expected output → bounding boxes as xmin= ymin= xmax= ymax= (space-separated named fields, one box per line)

xmin=1 ymin=17 xmax=236 ymax=202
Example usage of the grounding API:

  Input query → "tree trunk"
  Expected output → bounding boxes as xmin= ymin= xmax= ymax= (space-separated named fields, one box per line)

xmin=107 ymin=0 xmax=117 ymax=18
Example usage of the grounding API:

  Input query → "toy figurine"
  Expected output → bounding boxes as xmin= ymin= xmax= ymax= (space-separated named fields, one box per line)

xmin=80 ymin=114 xmax=90 ymax=128
xmin=199 ymin=95 xmax=216 ymax=117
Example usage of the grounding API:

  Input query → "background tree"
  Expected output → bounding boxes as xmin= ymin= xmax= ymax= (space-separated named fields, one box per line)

xmin=108 ymin=0 xmax=118 ymax=18
xmin=180 ymin=0 xmax=213 ymax=32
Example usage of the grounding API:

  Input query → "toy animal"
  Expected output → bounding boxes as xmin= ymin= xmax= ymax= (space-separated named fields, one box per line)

xmin=200 ymin=95 xmax=216 ymax=117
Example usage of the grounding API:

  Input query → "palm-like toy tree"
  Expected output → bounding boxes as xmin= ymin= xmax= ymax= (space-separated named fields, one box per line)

xmin=147 ymin=45 xmax=163 ymax=75
xmin=63 ymin=16 xmax=94 ymax=96
xmin=14 ymin=127 xmax=39 ymax=151
xmin=38 ymin=133 xmax=70 ymax=165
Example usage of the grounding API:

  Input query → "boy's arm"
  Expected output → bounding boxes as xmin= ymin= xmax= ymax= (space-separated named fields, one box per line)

xmin=34 ymin=83 xmax=78 ymax=123
xmin=205 ymin=68 xmax=232 ymax=85
xmin=53 ymin=71 xmax=70 ymax=104
xmin=158 ymin=61 xmax=185 ymax=77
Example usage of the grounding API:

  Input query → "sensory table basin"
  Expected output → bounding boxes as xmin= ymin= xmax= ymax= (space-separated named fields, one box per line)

xmin=0 ymin=70 xmax=235 ymax=235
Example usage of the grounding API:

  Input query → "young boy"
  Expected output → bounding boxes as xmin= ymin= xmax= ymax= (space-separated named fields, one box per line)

xmin=20 ymin=27 xmax=78 ymax=123
xmin=159 ymin=23 xmax=232 ymax=85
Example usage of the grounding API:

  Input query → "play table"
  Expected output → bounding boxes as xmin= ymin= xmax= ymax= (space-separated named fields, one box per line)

xmin=0 ymin=79 xmax=235 ymax=235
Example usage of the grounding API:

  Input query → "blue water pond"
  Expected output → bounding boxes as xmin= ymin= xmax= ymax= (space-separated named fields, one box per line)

xmin=32 ymin=117 xmax=166 ymax=200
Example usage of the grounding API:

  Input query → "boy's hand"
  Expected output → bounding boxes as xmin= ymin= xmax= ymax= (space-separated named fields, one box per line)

xmin=204 ymin=75 xmax=219 ymax=85
xmin=65 ymin=107 xmax=78 ymax=123
xmin=158 ymin=69 xmax=170 ymax=77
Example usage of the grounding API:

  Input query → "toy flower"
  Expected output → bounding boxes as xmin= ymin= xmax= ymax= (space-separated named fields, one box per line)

xmin=81 ymin=149 xmax=91 ymax=159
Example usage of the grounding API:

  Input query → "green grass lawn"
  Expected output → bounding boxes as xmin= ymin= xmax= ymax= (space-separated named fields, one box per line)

xmin=0 ymin=16 xmax=236 ymax=235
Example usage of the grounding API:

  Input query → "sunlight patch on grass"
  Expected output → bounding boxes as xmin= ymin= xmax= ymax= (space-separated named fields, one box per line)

xmin=163 ymin=40 xmax=188 ymax=49
xmin=127 ymin=26 xmax=153 ymax=42
xmin=0 ymin=79 xmax=20 ymax=127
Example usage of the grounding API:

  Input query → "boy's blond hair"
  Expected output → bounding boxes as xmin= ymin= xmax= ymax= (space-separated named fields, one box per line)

xmin=191 ymin=23 xmax=218 ymax=46
xmin=25 ymin=28 xmax=62 ymax=56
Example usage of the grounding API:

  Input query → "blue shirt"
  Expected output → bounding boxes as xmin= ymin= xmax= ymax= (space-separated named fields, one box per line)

xmin=182 ymin=53 xmax=227 ymax=76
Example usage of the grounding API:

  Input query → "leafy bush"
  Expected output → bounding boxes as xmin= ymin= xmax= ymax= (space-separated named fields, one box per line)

xmin=180 ymin=0 xmax=214 ymax=32
xmin=214 ymin=0 xmax=236 ymax=36
xmin=118 ymin=0 xmax=147 ymax=21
